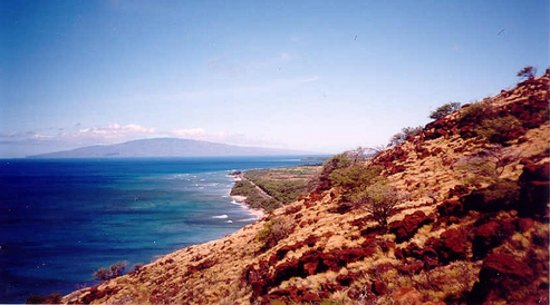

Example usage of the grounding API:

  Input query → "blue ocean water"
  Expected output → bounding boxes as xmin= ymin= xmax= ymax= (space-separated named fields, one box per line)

xmin=0 ymin=157 xmax=318 ymax=303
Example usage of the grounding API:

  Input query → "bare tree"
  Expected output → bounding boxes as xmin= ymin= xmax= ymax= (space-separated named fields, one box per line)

xmin=256 ymin=217 xmax=293 ymax=251
xmin=345 ymin=146 xmax=368 ymax=164
xmin=363 ymin=145 xmax=386 ymax=159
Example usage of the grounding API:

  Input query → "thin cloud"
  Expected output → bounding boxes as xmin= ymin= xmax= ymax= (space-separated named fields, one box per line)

xmin=76 ymin=123 xmax=156 ymax=139
xmin=1 ymin=124 xmax=278 ymax=149
xmin=0 ymin=124 xmax=290 ymax=157
xmin=0 ymin=124 xmax=156 ymax=145
xmin=171 ymin=128 xmax=209 ymax=138
xmin=169 ymin=128 xmax=278 ymax=147
xmin=0 ymin=131 xmax=48 ymax=144
xmin=171 ymin=128 xmax=243 ymax=143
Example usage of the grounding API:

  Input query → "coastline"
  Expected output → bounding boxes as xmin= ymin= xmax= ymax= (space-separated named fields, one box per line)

xmin=228 ymin=172 xmax=266 ymax=219
xmin=230 ymin=195 xmax=265 ymax=219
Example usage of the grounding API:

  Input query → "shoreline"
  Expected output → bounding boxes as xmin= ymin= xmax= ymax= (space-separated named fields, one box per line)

xmin=228 ymin=173 xmax=265 ymax=219
xmin=230 ymin=195 xmax=265 ymax=219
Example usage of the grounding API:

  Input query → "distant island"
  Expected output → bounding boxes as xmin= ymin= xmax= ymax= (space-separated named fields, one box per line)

xmin=28 ymin=138 xmax=314 ymax=158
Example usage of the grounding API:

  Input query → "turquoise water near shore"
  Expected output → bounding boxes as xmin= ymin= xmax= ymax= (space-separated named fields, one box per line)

xmin=0 ymin=157 xmax=319 ymax=303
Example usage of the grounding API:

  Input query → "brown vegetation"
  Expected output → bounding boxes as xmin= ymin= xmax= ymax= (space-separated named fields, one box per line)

xmin=94 ymin=261 xmax=128 ymax=281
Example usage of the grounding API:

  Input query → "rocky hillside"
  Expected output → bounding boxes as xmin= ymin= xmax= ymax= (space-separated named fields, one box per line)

xmin=62 ymin=72 xmax=549 ymax=305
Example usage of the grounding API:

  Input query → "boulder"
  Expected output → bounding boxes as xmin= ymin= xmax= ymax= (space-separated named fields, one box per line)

xmin=447 ymin=184 xmax=469 ymax=198
xmin=397 ymin=242 xmax=439 ymax=270
xmin=389 ymin=211 xmax=434 ymax=243
xmin=518 ymin=161 xmax=549 ymax=218
xmin=469 ymin=253 xmax=534 ymax=303
xmin=426 ymin=227 xmax=469 ymax=264
xmin=479 ymin=253 xmax=533 ymax=282
xmin=247 ymin=244 xmax=378 ymax=301
xmin=471 ymin=218 xmax=515 ymax=258
xmin=461 ymin=180 xmax=519 ymax=213
xmin=372 ymin=280 xmax=387 ymax=295
xmin=397 ymin=259 xmax=423 ymax=275
xmin=437 ymin=199 xmax=463 ymax=217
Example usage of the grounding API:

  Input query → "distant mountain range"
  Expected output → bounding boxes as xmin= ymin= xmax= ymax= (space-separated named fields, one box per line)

xmin=28 ymin=138 xmax=313 ymax=158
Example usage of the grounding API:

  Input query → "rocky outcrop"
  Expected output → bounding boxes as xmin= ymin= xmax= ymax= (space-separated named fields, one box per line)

xmin=519 ymin=160 xmax=550 ymax=218
xmin=471 ymin=217 xmax=515 ymax=259
xmin=244 ymin=239 xmax=379 ymax=303
xmin=389 ymin=211 xmax=434 ymax=243
xmin=469 ymin=252 xmax=540 ymax=304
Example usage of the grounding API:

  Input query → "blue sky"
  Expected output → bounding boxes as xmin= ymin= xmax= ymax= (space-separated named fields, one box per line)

xmin=1 ymin=0 xmax=548 ymax=157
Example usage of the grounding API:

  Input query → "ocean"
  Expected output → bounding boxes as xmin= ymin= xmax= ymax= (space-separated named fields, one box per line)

xmin=0 ymin=157 xmax=319 ymax=303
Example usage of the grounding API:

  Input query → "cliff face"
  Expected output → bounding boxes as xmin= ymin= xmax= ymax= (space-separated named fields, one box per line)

xmin=63 ymin=73 xmax=549 ymax=305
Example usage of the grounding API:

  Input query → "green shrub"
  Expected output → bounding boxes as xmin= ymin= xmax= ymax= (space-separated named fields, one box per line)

xmin=256 ymin=217 xmax=293 ymax=250
xmin=354 ymin=177 xmax=402 ymax=228
xmin=430 ymin=102 xmax=461 ymax=120
xmin=458 ymin=102 xmax=490 ymax=125
xmin=459 ymin=100 xmax=525 ymax=144
xmin=455 ymin=155 xmax=500 ymax=185
xmin=324 ymin=162 xmax=385 ymax=213
xmin=472 ymin=115 xmax=524 ymax=144
xmin=329 ymin=164 xmax=383 ymax=194
xmin=230 ymin=179 xmax=256 ymax=196
xmin=323 ymin=153 xmax=352 ymax=172
xmin=252 ymin=197 xmax=281 ymax=212
xmin=94 ymin=261 xmax=128 ymax=281
xmin=313 ymin=153 xmax=353 ymax=191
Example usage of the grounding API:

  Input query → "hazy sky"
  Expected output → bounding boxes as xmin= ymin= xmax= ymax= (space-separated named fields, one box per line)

xmin=1 ymin=0 xmax=548 ymax=157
